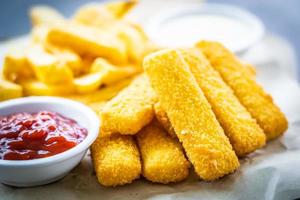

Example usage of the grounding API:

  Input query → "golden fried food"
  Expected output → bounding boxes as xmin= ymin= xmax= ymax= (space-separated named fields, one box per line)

xmin=68 ymin=77 xmax=133 ymax=104
xmin=244 ymin=63 xmax=256 ymax=77
xmin=27 ymin=44 xmax=74 ymax=84
xmin=154 ymin=102 xmax=176 ymax=138
xmin=136 ymin=120 xmax=190 ymax=183
xmin=30 ymin=5 xmax=64 ymax=26
xmin=90 ymin=58 xmax=140 ymax=85
xmin=101 ymin=74 xmax=157 ymax=136
xmin=3 ymin=48 xmax=33 ymax=82
xmin=21 ymin=79 xmax=74 ymax=96
xmin=0 ymin=78 xmax=23 ymax=101
xmin=181 ymin=48 xmax=266 ymax=156
xmin=73 ymin=72 xmax=105 ymax=94
xmin=74 ymin=58 xmax=138 ymax=94
xmin=197 ymin=41 xmax=288 ymax=140
xmin=91 ymin=134 xmax=141 ymax=187
xmin=47 ymin=22 xmax=127 ymax=64
xmin=73 ymin=0 xmax=136 ymax=26
xmin=143 ymin=49 xmax=239 ymax=181
xmin=105 ymin=0 xmax=137 ymax=18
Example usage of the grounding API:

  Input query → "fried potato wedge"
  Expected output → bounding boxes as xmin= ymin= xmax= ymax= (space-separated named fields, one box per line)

xmin=73 ymin=4 xmax=116 ymax=27
xmin=21 ymin=80 xmax=74 ymax=96
xmin=105 ymin=0 xmax=137 ymax=18
xmin=73 ymin=0 xmax=136 ymax=26
xmin=27 ymin=44 xmax=74 ymax=84
xmin=74 ymin=72 xmax=104 ymax=94
xmin=47 ymin=22 xmax=127 ymax=64
xmin=68 ymin=77 xmax=132 ymax=104
xmin=114 ymin=23 xmax=148 ymax=64
xmin=0 ymin=78 xmax=23 ymax=101
xmin=3 ymin=48 xmax=33 ymax=82
xmin=30 ymin=5 xmax=64 ymax=26
xmin=90 ymin=58 xmax=140 ymax=84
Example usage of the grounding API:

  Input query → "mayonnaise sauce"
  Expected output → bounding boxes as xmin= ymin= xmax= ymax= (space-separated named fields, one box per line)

xmin=153 ymin=14 xmax=252 ymax=51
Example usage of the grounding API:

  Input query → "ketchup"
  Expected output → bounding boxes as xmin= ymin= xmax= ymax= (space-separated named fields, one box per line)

xmin=0 ymin=111 xmax=87 ymax=160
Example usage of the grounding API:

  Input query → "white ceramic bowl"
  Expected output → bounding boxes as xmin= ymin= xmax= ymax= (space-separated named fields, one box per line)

xmin=0 ymin=97 xmax=100 ymax=187
xmin=145 ymin=3 xmax=265 ymax=54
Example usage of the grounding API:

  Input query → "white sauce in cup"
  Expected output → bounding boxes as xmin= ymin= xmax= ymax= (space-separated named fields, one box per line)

xmin=145 ymin=4 xmax=265 ymax=53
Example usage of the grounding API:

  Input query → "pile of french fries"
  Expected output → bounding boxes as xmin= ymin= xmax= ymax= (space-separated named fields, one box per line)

xmin=0 ymin=0 xmax=154 ymax=104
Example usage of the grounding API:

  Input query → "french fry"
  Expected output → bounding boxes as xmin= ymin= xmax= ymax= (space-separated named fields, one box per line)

xmin=73 ymin=0 xmax=136 ymax=26
xmin=90 ymin=58 xmax=140 ymax=84
xmin=154 ymin=102 xmax=176 ymax=138
xmin=74 ymin=72 xmax=105 ymax=94
xmin=72 ymin=3 xmax=116 ymax=27
xmin=0 ymin=78 xmax=23 ymax=101
xmin=68 ymin=77 xmax=132 ymax=104
xmin=29 ymin=5 xmax=64 ymax=26
xmin=101 ymin=74 xmax=157 ymax=136
xmin=3 ymin=48 xmax=33 ymax=82
xmin=47 ymin=22 xmax=128 ymax=64
xmin=115 ymin=23 xmax=148 ymax=64
xmin=91 ymin=134 xmax=141 ymax=187
xmin=27 ymin=44 xmax=74 ymax=84
xmin=197 ymin=41 xmax=288 ymax=140
xmin=181 ymin=48 xmax=266 ymax=156
xmin=21 ymin=80 xmax=74 ymax=96
xmin=105 ymin=0 xmax=137 ymax=18
xmin=143 ymin=49 xmax=239 ymax=180
xmin=136 ymin=120 xmax=190 ymax=184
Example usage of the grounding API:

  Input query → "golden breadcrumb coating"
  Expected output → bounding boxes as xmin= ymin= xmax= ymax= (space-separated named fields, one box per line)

xmin=101 ymin=74 xmax=157 ymax=136
xmin=244 ymin=63 xmax=256 ymax=77
xmin=181 ymin=48 xmax=266 ymax=157
xmin=136 ymin=120 xmax=190 ymax=183
xmin=91 ymin=134 xmax=141 ymax=187
xmin=143 ymin=49 xmax=239 ymax=181
xmin=197 ymin=41 xmax=288 ymax=140
xmin=154 ymin=102 xmax=176 ymax=138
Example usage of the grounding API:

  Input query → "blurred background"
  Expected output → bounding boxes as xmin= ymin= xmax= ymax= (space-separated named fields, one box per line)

xmin=0 ymin=0 xmax=299 ymax=79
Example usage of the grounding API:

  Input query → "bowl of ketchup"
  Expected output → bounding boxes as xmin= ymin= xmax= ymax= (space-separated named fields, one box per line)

xmin=0 ymin=97 xmax=99 ymax=187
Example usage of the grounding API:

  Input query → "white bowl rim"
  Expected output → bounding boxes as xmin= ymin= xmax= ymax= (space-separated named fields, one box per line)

xmin=0 ymin=96 xmax=99 ymax=167
xmin=145 ymin=3 xmax=265 ymax=53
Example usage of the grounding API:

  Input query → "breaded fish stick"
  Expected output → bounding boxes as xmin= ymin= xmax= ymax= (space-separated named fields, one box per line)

xmin=154 ymin=102 xmax=176 ymax=138
xmin=136 ymin=120 xmax=190 ymax=183
xmin=181 ymin=49 xmax=266 ymax=156
xmin=197 ymin=41 xmax=288 ymax=140
xmin=143 ymin=49 xmax=239 ymax=181
xmin=91 ymin=134 xmax=141 ymax=187
xmin=101 ymin=74 xmax=157 ymax=135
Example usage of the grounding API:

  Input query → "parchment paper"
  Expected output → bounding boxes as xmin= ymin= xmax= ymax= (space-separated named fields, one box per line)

xmin=1 ymin=2 xmax=300 ymax=199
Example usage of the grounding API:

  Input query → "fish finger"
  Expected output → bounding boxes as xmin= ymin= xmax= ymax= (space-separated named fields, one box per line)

xmin=181 ymin=48 xmax=266 ymax=157
xmin=197 ymin=41 xmax=288 ymax=140
xmin=101 ymin=74 xmax=157 ymax=135
xmin=136 ymin=119 xmax=190 ymax=183
xmin=143 ymin=49 xmax=239 ymax=181
xmin=91 ymin=134 xmax=141 ymax=187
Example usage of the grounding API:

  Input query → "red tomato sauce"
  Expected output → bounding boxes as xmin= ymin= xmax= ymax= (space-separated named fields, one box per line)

xmin=0 ymin=111 xmax=87 ymax=160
